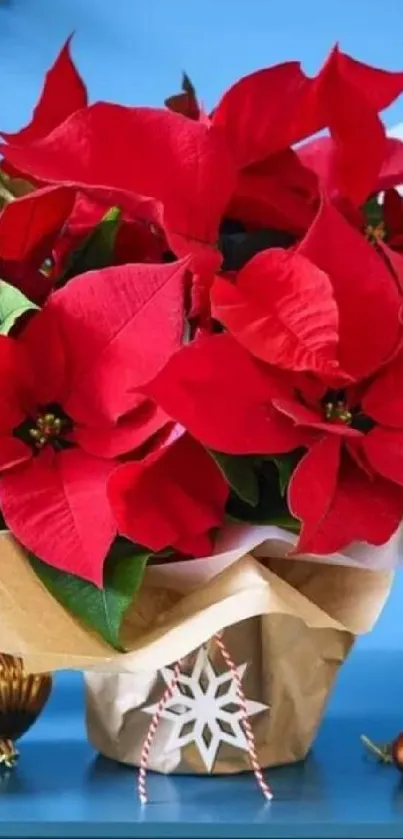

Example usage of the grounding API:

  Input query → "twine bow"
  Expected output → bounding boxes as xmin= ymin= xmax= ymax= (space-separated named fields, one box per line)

xmin=138 ymin=632 xmax=273 ymax=804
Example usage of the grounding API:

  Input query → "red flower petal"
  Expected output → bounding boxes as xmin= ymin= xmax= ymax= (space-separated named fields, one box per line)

xmin=52 ymin=191 xmax=166 ymax=275
xmin=363 ymin=355 xmax=403 ymax=428
xmin=108 ymin=432 xmax=228 ymax=555
xmin=377 ymin=138 xmax=403 ymax=191
xmin=291 ymin=372 xmax=328 ymax=409
xmin=0 ymin=105 xmax=236 ymax=272
xmin=345 ymin=437 xmax=374 ymax=478
xmin=0 ymin=436 xmax=31 ymax=472
xmin=172 ymin=531 xmax=216 ymax=558
xmin=144 ymin=333 xmax=308 ymax=454
xmin=0 ymin=336 xmax=32 ymax=431
xmin=297 ymin=61 xmax=387 ymax=207
xmin=273 ymin=398 xmax=361 ymax=437
xmin=0 ymin=447 xmax=116 ymax=585
xmin=212 ymin=47 xmax=400 ymax=176
xmin=288 ymin=436 xmax=341 ymax=552
xmin=298 ymin=119 xmax=385 ymax=207
xmin=298 ymin=199 xmax=401 ymax=379
xmin=0 ymin=185 xmax=74 ymax=263
xmin=376 ymin=240 xmax=403 ymax=292
xmin=319 ymin=58 xmax=386 ymax=205
xmin=2 ymin=37 xmax=87 ymax=145
xmin=168 ymin=232 xmax=222 ymax=276
xmin=47 ymin=259 xmax=189 ymax=425
xmin=363 ymin=427 xmax=403 ymax=486
xmin=289 ymin=438 xmax=403 ymax=554
xmin=74 ymin=400 xmax=170 ymax=459
xmin=189 ymin=271 xmax=216 ymax=324
xmin=228 ymin=149 xmax=317 ymax=235
xmin=212 ymin=62 xmax=322 ymax=168
xmin=383 ymin=189 xmax=403 ymax=240
xmin=211 ymin=248 xmax=340 ymax=378
xmin=326 ymin=48 xmax=403 ymax=111
xmin=298 ymin=48 xmax=403 ymax=205
xmin=19 ymin=308 xmax=68 ymax=406
xmin=297 ymin=137 xmax=334 ymax=191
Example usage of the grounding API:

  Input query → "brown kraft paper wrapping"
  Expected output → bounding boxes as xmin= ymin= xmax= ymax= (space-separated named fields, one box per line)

xmin=0 ymin=532 xmax=393 ymax=773
xmin=83 ymin=551 xmax=392 ymax=774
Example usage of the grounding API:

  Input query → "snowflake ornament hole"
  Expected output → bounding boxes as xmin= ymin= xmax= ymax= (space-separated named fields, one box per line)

xmin=217 ymin=718 xmax=235 ymax=736
xmin=178 ymin=682 xmax=193 ymax=699
xmin=215 ymin=682 xmax=231 ymax=699
xmin=220 ymin=701 xmax=240 ymax=714
xmin=167 ymin=702 xmax=188 ymax=715
xmin=201 ymin=725 xmax=213 ymax=747
xmin=178 ymin=719 xmax=196 ymax=740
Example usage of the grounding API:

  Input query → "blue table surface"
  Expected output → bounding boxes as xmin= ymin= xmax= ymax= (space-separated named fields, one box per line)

xmin=0 ymin=650 xmax=403 ymax=838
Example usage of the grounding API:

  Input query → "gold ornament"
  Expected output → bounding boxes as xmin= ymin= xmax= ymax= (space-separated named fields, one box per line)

xmin=0 ymin=654 xmax=52 ymax=768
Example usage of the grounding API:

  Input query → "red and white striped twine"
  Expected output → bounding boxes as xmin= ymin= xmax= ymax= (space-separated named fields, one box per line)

xmin=138 ymin=659 xmax=183 ymax=805
xmin=214 ymin=632 xmax=273 ymax=801
xmin=138 ymin=634 xmax=273 ymax=805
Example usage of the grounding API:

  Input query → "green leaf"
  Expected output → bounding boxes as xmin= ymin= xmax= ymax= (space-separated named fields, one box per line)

xmin=226 ymin=509 xmax=300 ymax=534
xmin=29 ymin=540 xmax=149 ymax=650
xmin=270 ymin=451 xmax=301 ymax=497
xmin=0 ymin=280 xmax=39 ymax=334
xmin=210 ymin=451 xmax=260 ymax=506
xmin=272 ymin=458 xmax=291 ymax=497
xmin=268 ymin=515 xmax=300 ymax=533
xmin=363 ymin=194 xmax=383 ymax=228
xmin=225 ymin=458 xmax=301 ymax=531
xmin=57 ymin=206 xmax=121 ymax=286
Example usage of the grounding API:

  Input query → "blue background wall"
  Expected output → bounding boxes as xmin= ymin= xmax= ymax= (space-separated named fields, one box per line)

xmin=1 ymin=0 xmax=403 ymax=650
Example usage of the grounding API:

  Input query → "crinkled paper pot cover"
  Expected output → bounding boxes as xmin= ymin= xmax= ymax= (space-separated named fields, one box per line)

xmin=0 ymin=523 xmax=397 ymax=674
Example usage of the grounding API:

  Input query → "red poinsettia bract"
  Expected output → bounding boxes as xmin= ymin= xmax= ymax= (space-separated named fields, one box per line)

xmin=298 ymin=133 xmax=403 ymax=215
xmin=210 ymin=46 xmax=403 ymax=232
xmin=210 ymin=45 xmax=403 ymax=233
xmin=52 ymin=190 xmax=167 ymax=277
xmin=212 ymin=200 xmax=401 ymax=381
xmin=0 ymin=259 xmax=191 ymax=584
xmin=286 ymin=347 xmax=403 ymax=553
xmin=212 ymin=46 xmax=403 ymax=169
xmin=145 ymin=201 xmax=403 ymax=554
xmin=3 ymin=43 xmax=403 ymax=261
xmin=108 ymin=426 xmax=229 ymax=557
xmin=0 ymin=185 xmax=75 ymax=302
xmin=0 ymin=105 xmax=236 ymax=275
xmin=0 ymin=182 xmax=169 ymax=304
xmin=2 ymin=37 xmax=87 ymax=146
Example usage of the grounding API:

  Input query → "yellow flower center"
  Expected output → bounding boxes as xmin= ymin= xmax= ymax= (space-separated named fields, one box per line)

xmin=365 ymin=222 xmax=386 ymax=244
xmin=324 ymin=401 xmax=352 ymax=425
xmin=28 ymin=412 xmax=65 ymax=449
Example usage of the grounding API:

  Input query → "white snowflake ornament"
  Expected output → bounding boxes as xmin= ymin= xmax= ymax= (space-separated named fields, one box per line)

xmin=143 ymin=645 xmax=268 ymax=772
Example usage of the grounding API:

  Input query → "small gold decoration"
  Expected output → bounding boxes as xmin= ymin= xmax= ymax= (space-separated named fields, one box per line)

xmin=0 ymin=654 xmax=52 ymax=768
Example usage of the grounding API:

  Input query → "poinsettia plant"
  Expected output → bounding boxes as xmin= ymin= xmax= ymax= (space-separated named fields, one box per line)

xmin=1 ymin=38 xmax=403 ymax=648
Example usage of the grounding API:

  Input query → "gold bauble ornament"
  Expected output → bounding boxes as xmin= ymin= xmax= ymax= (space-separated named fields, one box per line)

xmin=0 ymin=654 xmax=52 ymax=768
